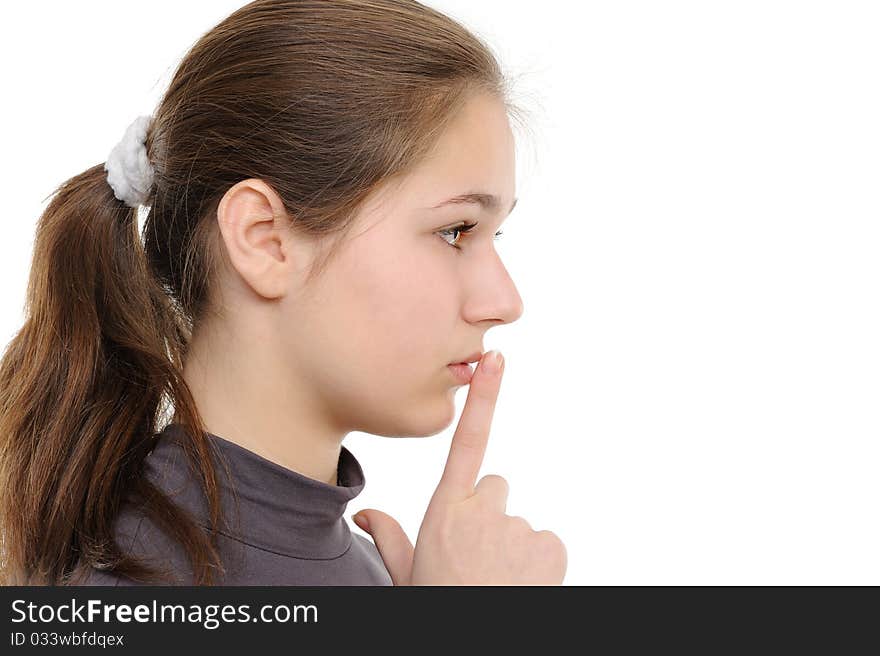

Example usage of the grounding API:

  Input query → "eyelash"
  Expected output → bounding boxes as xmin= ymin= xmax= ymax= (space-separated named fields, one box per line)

xmin=437 ymin=222 xmax=505 ymax=251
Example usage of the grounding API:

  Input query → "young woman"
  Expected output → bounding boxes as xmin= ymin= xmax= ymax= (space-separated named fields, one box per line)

xmin=0 ymin=0 xmax=566 ymax=586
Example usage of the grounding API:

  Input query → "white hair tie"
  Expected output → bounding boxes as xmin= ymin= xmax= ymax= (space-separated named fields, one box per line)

xmin=104 ymin=115 xmax=155 ymax=208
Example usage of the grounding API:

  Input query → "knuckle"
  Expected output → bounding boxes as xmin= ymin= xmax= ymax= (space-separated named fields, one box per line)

xmin=478 ymin=474 xmax=508 ymax=490
xmin=473 ymin=475 xmax=509 ymax=510
xmin=534 ymin=530 xmax=567 ymax=564
xmin=471 ymin=383 xmax=497 ymax=401
xmin=507 ymin=515 xmax=533 ymax=532
xmin=473 ymin=391 xmax=499 ymax=408
xmin=454 ymin=428 xmax=484 ymax=451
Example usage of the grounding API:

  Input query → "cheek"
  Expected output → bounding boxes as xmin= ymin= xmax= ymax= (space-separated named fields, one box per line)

xmin=355 ymin=251 xmax=453 ymax=360
xmin=345 ymin=237 xmax=460 ymax=359
xmin=295 ymin=241 xmax=464 ymax=433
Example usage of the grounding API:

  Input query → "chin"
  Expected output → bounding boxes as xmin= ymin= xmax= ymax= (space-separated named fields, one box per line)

xmin=369 ymin=395 xmax=458 ymax=438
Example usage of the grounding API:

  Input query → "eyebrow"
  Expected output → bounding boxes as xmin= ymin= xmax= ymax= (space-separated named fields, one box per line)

xmin=430 ymin=193 xmax=518 ymax=216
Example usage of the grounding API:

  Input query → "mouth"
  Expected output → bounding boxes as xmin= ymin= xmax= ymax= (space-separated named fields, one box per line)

xmin=449 ymin=350 xmax=483 ymax=366
xmin=447 ymin=361 xmax=476 ymax=385
xmin=446 ymin=350 xmax=482 ymax=386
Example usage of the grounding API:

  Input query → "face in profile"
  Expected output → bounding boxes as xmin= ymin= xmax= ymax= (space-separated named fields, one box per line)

xmin=283 ymin=92 xmax=524 ymax=439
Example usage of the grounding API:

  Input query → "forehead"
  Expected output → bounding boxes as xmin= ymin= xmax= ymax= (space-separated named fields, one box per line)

xmin=353 ymin=94 xmax=517 ymax=230
xmin=410 ymin=94 xmax=516 ymax=202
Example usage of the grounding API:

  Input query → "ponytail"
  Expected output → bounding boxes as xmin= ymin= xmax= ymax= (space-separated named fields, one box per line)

xmin=0 ymin=165 xmax=226 ymax=585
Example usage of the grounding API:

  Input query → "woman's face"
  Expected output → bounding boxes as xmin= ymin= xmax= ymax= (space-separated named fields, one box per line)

xmin=285 ymin=92 xmax=523 ymax=438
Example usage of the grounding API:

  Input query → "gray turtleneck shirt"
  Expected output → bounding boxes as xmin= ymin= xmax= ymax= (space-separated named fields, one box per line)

xmin=77 ymin=423 xmax=393 ymax=586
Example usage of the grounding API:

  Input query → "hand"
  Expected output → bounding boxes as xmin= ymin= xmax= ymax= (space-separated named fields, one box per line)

xmin=353 ymin=351 xmax=567 ymax=585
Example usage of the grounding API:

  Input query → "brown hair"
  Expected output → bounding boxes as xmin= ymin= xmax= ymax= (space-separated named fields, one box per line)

xmin=0 ymin=0 xmax=530 ymax=585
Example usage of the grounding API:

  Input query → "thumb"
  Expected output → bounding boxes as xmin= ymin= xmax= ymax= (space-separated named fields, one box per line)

xmin=353 ymin=510 xmax=414 ymax=586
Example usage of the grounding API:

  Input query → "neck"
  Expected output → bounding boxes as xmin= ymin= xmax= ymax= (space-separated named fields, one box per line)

xmin=180 ymin=317 xmax=345 ymax=486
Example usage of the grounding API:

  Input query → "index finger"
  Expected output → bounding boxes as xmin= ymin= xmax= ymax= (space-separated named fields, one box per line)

xmin=435 ymin=350 xmax=505 ymax=503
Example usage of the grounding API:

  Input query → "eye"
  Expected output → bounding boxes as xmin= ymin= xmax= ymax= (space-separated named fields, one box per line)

xmin=437 ymin=222 xmax=505 ymax=251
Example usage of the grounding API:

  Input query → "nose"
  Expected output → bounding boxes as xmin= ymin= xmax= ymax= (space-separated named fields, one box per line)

xmin=465 ymin=252 xmax=524 ymax=326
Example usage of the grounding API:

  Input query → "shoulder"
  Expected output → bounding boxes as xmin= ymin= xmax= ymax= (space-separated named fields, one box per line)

xmin=75 ymin=504 xmax=192 ymax=586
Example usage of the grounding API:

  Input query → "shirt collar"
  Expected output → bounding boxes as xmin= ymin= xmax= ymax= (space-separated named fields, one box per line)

xmin=144 ymin=423 xmax=364 ymax=559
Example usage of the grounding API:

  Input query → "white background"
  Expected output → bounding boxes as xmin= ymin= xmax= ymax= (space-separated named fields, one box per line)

xmin=2 ymin=1 xmax=878 ymax=585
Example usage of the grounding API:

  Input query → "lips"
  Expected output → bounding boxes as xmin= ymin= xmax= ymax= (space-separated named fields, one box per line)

xmin=450 ymin=350 xmax=483 ymax=365
xmin=447 ymin=362 xmax=475 ymax=385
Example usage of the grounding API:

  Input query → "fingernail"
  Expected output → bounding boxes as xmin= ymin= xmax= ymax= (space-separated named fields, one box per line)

xmin=353 ymin=513 xmax=369 ymax=530
xmin=482 ymin=350 xmax=502 ymax=374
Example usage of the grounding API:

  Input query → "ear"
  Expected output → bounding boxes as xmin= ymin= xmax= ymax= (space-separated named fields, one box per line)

xmin=215 ymin=178 xmax=307 ymax=300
